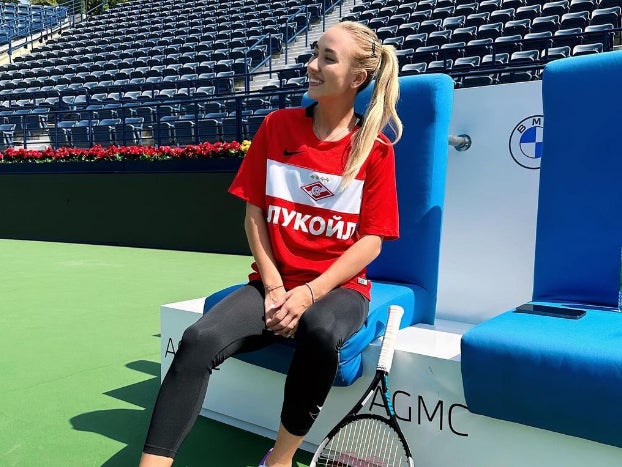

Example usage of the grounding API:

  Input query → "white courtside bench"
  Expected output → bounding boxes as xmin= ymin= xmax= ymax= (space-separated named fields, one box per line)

xmin=160 ymin=298 xmax=622 ymax=467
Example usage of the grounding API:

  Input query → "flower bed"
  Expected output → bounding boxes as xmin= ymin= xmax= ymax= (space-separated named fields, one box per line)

xmin=0 ymin=140 xmax=251 ymax=164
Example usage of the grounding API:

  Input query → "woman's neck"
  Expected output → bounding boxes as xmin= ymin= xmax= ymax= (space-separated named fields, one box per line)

xmin=312 ymin=103 xmax=356 ymax=142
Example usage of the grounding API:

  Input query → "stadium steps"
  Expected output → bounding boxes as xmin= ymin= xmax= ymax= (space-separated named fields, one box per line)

xmin=249 ymin=0 xmax=356 ymax=92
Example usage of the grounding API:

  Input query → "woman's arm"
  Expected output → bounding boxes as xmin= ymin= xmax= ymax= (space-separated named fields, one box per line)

xmin=310 ymin=234 xmax=382 ymax=299
xmin=244 ymin=202 xmax=286 ymax=312
xmin=266 ymin=234 xmax=383 ymax=335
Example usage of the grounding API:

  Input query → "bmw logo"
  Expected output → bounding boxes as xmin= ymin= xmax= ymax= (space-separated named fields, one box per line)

xmin=509 ymin=115 xmax=543 ymax=170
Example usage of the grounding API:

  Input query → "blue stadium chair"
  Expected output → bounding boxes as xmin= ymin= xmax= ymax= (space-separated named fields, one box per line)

xmin=443 ymin=15 xmax=466 ymax=30
xmin=214 ymin=71 xmax=235 ymax=95
xmin=433 ymin=5 xmax=456 ymax=20
xmin=427 ymin=29 xmax=452 ymax=47
xmin=572 ymin=42 xmax=603 ymax=55
xmin=397 ymin=22 xmax=421 ymax=37
xmin=427 ymin=58 xmax=453 ymax=72
xmin=246 ymin=113 xmax=268 ymax=140
xmin=174 ymin=119 xmax=196 ymax=145
xmin=498 ymin=49 xmax=541 ymax=82
xmin=440 ymin=41 xmax=466 ymax=60
xmin=553 ymin=27 xmax=584 ymax=48
xmin=598 ymin=0 xmax=622 ymax=7
xmin=590 ymin=6 xmax=621 ymax=27
xmin=7 ymin=109 xmax=30 ymax=134
xmin=453 ymin=55 xmax=482 ymax=71
xmin=151 ymin=121 xmax=176 ymax=146
xmin=0 ymin=123 xmax=16 ymax=150
xmin=502 ymin=0 xmax=526 ymax=9
xmin=569 ymin=0 xmax=598 ymax=13
xmin=583 ymin=23 xmax=615 ymax=48
xmin=419 ymin=18 xmax=443 ymax=33
xmin=455 ymin=2 xmax=478 ymax=17
xmin=504 ymin=18 xmax=532 ymax=36
xmin=479 ymin=0 xmax=502 ymax=12
xmin=71 ymin=119 xmax=97 ymax=148
xmin=465 ymin=37 xmax=493 ymax=56
xmin=247 ymin=45 xmax=268 ymax=68
xmin=413 ymin=45 xmax=440 ymax=63
xmin=244 ymin=97 xmax=269 ymax=112
xmin=403 ymin=33 xmax=428 ymax=50
xmin=115 ymin=121 xmax=140 ymax=146
xmin=401 ymin=62 xmax=428 ymax=75
xmin=23 ymin=108 xmax=48 ymax=135
xmin=494 ymin=35 xmax=524 ymax=54
xmin=135 ymin=106 xmax=156 ymax=125
xmin=542 ymin=0 xmax=570 ymax=17
xmin=383 ymin=36 xmax=405 ymax=49
xmin=93 ymin=118 xmax=121 ymax=147
xmin=490 ymin=7 xmax=516 ymax=24
xmin=464 ymin=11 xmax=490 ymax=27
xmin=541 ymin=45 xmax=572 ymax=61
xmin=451 ymin=26 xmax=477 ymax=43
xmin=477 ymin=22 xmax=504 ymax=40
xmin=376 ymin=24 xmax=399 ymax=41
xmin=560 ymin=10 xmax=591 ymax=28
xmin=531 ymin=15 xmax=561 ymax=34
xmin=196 ymin=118 xmax=222 ymax=143
xmin=524 ymin=31 xmax=554 ymax=50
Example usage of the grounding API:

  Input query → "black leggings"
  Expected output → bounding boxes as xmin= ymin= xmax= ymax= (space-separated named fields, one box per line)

xmin=143 ymin=281 xmax=369 ymax=458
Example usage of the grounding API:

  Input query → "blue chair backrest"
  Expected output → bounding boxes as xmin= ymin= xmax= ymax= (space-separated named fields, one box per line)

xmin=303 ymin=74 xmax=454 ymax=325
xmin=534 ymin=50 xmax=622 ymax=308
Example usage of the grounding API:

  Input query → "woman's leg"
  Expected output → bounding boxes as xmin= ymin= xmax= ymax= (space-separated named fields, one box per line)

xmin=141 ymin=282 xmax=272 ymax=463
xmin=266 ymin=288 xmax=368 ymax=466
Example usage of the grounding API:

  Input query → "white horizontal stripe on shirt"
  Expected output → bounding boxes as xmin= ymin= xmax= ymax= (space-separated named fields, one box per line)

xmin=266 ymin=159 xmax=363 ymax=215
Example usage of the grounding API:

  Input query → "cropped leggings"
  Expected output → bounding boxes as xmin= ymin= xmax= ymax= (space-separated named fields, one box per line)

xmin=143 ymin=281 xmax=369 ymax=458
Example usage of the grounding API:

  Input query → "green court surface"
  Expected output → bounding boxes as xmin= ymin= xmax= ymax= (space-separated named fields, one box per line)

xmin=0 ymin=240 xmax=312 ymax=467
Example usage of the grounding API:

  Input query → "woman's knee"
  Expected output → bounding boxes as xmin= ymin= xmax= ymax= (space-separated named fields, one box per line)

xmin=179 ymin=322 xmax=222 ymax=356
xmin=298 ymin=319 xmax=342 ymax=354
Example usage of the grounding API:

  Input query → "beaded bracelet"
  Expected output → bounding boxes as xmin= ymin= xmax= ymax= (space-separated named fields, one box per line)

xmin=304 ymin=282 xmax=316 ymax=304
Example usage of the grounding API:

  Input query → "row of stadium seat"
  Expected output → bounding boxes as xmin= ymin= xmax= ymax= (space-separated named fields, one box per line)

xmin=0 ymin=2 xmax=66 ymax=44
xmin=0 ymin=105 xmax=276 ymax=150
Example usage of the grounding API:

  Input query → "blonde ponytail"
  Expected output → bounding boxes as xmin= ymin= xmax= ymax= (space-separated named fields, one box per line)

xmin=337 ymin=22 xmax=403 ymax=188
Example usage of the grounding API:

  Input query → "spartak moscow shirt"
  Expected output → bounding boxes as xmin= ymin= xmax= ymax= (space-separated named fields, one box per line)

xmin=229 ymin=105 xmax=399 ymax=300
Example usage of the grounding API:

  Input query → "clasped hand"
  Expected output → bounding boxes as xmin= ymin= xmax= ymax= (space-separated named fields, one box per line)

xmin=265 ymin=285 xmax=313 ymax=338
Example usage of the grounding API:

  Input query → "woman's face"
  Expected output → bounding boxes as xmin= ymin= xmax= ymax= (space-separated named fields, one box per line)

xmin=306 ymin=26 xmax=364 ymax=102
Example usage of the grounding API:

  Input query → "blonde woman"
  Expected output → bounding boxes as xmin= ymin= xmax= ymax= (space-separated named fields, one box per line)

xmin=140 ymin=21 xmax=403 ymax=467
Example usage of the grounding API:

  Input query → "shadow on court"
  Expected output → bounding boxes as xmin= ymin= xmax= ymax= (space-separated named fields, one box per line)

xmin=69 ymin=359 xmax=292 ymax=466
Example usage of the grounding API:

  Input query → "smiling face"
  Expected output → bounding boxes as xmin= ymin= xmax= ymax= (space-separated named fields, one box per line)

xmin=306 ymin=25 xmax=367 ymax=103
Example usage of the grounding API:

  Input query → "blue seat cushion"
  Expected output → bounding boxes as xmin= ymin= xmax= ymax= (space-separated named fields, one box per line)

xmin=461 ymin=303 xmax=622 ymax=448
xmin=204 ymin=281 xmax=425 ymax=386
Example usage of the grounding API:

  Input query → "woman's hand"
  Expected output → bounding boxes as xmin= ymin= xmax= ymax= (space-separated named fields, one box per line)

xmin=264 ymin=286 xmax=286 ymax=323
xmin=266 ymin=285 xmax=314 ymax=338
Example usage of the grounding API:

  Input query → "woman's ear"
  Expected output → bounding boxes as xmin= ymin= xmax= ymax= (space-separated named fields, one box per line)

xmin=351 ymin=70 xmax=368 ymax=89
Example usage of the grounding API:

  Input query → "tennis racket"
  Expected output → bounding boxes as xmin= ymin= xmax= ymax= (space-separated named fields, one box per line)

xmin=310 ymin=305 xmax=414 ymax=467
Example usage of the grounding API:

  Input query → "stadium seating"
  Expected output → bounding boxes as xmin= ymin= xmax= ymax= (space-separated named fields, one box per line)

xmin=0 ymin=0 xmax=618 ymax=150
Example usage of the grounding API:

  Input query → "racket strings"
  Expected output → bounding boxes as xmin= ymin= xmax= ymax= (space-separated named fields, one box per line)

xmin=316 ymin=417 xmax=410 ymax=466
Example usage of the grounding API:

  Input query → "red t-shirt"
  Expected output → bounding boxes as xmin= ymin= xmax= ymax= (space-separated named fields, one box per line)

xmin=228 ymin=106 xmax=399 ymax=300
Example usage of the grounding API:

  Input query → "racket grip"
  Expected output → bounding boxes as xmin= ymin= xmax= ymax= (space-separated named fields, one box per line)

xmin=377 ymin=305 xmax=404 ymax=373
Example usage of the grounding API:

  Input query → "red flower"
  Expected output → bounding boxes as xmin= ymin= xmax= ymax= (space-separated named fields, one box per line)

xmin=0 ymin=141 xmax=249 ymax=164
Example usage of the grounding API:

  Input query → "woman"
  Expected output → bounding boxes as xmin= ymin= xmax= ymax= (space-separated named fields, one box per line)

xmin=140 ymin=20 xmax=403 ymax=467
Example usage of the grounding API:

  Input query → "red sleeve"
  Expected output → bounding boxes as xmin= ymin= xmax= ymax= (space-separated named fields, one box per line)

xmin=228 ymin=113 xmax=270 ymax=208
xmin=358 ymin=140 xmax=400 ymax=241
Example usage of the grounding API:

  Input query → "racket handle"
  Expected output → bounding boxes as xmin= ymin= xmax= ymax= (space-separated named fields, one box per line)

xmin=377 ymin=305 xmax=404 ymax=373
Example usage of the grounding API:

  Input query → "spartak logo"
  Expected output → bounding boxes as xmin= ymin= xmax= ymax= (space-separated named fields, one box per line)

xmin=301 ymin=181 xmax=334 ymax=201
